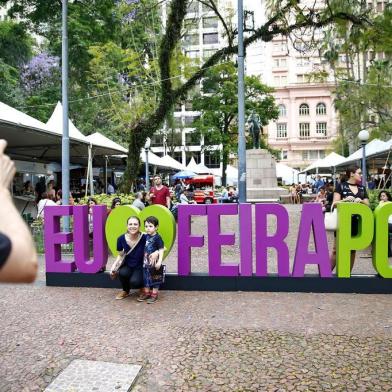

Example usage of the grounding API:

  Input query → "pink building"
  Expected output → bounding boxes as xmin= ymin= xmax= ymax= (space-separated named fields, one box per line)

xmin=266 ymin=83 xmax=338 ymax=170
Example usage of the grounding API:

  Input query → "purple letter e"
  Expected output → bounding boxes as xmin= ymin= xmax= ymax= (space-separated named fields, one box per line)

xmin=45 ymin=205 xmax=75 ymax=273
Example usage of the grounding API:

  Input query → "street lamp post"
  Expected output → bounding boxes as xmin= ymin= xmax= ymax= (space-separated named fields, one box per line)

xmin=145 ymin=137 xmax=151 ymax=191
xmin=358 ymin=129 xmax=370 ymax=186
xmin=237 ymin=0 xmax=246 ymax=203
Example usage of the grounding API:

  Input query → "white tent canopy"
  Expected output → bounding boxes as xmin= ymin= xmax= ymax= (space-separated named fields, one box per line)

xmin=186 ymin=157 xmax=202 ymax=173
xmin=85 ymin=132 xmax=128 ymax=154
xmin=47 ymin=102 xmax=89 ymax=142
xmin=196 ymin=162 xmax=213 ymax=174
xmin=276 ymin=163 xmax=299 ymax=185
xmin=159 ymin=154 xmax=186 ymax=170
xmin=335 ymin=139 xmax=391 ymax=168
xmin=0 ymin=101 xmax=91 ymax=163
xmin=47 ymin=102 xmax=127 ymax=157
xmin=301 ymin=152 xmax=346 ymax=173
xmin=211 ymin=165 xmax=238 ymax=185
xmin=138 ymin=151 xmax=166 ymax=168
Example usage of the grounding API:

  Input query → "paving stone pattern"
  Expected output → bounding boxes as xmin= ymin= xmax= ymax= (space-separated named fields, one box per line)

xmin=0 ymin=205 xmax=391 ymax=391
xmin=44 ymin=360 xmax=141 ymax=392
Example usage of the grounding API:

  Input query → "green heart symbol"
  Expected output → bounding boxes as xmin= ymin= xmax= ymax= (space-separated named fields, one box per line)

xmin=105 ymin=205 xmax=176 ymax=259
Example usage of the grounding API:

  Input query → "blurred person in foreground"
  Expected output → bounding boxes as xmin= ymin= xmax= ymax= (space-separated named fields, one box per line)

xmin=0 ymin=140 xmax=38 ymax=283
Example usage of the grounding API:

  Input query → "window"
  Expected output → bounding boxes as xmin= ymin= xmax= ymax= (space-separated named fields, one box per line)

xmin=281 ymin=150 xmax=288 ymax=160
xmin=316 ymin=122 xmax=327 ymax=136
xmin=185 ymin=132 xmax=200 ymax=146
xmin=299 ymin=123 xmax=310 ymax=139
xmin=185 ymin=100 xmax=193 ymax=111
xmin=203 ymin=17 xmax=218 ymax=29
xmin=203 ymin=49 xmax=217 ymax=59
xmin=151 ymin=133 xmax=164 ymax=147
xmin=202 ymin=1 xmax=215 ymax=12
xmin=184 ymin=116 xmax=199 ymax=126
xmin=166 ymin=131 xmax=182 ymax=147
xmin=187 ymin=1 xmax=199 ymax=14
xmin=273 ymin=74 xmax=287 ymax=87
xmin=174 ymin=101 xmax=182 ymax=111
xmin=278 ymin=104 xmax=287 ymax=117
xmin=297 ymin=74 xmax=309 ymax=83
xmin=316 ymin=102 xmax=326 ymax=115
xmin=172 ymin=152 xmax=183 ymax=164
xmin=184 ymin=18 xmax=198 ymax=30
xmin=184 ymin=34 xmax=199 ymax=45
xmin=173 ymin=117 xmax=183 ymax=127
xmin=299 ymin=103 xmax=309 ymax=116
xmin=302 ymin=150 xmax=325 ymax=160
xmin=186 ymin=151 xmax=201 ymax=164
xmin=294 ymin=40 xmax=309 ymax=52
xmin=273 ymin=41 xmax=287 ymax=53
xmin=273 ymin=58 xmax=287 ymax=68
xmin=203 ymin=33 xmax=218 ymax=44
xmin=204 ymin=150 xmax=220 ymax=168
xmin=296 ymin=57 xmax=310 ymax=67
xmin=185 ymin=50 xmax=200 ymax=59
xmin=276 ymin=123 xmax=287 ymax=138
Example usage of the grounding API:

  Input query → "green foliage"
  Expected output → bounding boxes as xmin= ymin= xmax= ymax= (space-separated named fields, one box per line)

xmin=320 ymin=5 xmax=392 ymax=150
xmin=192 ymin=62 xmax=279 ymax=184
xmin=368 ymin=189 xmax=381 ymax=211
xmin=77 ymin=193 xmax=135 ymax=207
xmin=0 ymin=20 xmax=33 ymax=67
xmin=0 ymin=58 xmax=22 ymax=106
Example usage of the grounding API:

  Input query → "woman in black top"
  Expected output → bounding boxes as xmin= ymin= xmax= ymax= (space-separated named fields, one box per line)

xmin=330 ymin=166 xmax=369 ymax=272
xmin=110 ymin=216 xmax=159 ymax=300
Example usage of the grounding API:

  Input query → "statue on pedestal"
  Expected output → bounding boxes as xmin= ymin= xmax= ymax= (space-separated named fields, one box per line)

xmin=247 ymin=112 xmax=262 ymax=149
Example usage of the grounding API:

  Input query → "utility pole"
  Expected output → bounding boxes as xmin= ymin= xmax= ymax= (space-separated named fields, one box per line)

xmin=237 ymin=0 xmax=246 ymax=202
xmin=61 ymin=0 xmax=70 ymax=217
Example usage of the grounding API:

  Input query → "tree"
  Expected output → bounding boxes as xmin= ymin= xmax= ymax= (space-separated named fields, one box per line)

xmin=20 ymin=52 xmax=61 ymax=122
xmin=1 ymin=0 xmax=371 ymax=189
xmin=0 ymin=20 xmax=33 ymax=106
xmin=319 ymin=4 xmax=392 ymax=152
xmin=192 ymin=62 xmax=278 ymax=186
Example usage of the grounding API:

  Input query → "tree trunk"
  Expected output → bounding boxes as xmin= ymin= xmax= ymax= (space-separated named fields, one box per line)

xmin=222 ymin=148 xmax=229 ymax=187
xmin=121 ymin=129 xmax=144 ymax=193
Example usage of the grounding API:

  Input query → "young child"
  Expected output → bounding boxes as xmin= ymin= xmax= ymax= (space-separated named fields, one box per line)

xmin=137 ymin=216 xmax=165 ymax=304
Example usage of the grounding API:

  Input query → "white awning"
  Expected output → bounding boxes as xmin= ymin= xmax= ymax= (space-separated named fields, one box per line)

xmin=300 ymin=152 xmax=346 ymax=173
xmin=85 ymin=132 xmax=128 ymax=154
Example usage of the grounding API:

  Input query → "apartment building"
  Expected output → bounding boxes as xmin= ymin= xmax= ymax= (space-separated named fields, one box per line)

xmin=153 ymin=0 xmax=342 ymax=171
xmin=245 ymin=0 xmax=339 ymax=171
xmin=152 ymin=0 xmax=235 ymax=171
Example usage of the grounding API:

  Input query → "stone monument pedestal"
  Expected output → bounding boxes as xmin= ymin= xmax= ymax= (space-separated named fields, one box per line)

xmin=246 ymin=149 xmax=285 ymax=202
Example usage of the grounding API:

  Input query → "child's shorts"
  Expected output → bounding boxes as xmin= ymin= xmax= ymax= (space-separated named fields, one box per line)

xmin=143 ymin=267 xmax=161 ymax=289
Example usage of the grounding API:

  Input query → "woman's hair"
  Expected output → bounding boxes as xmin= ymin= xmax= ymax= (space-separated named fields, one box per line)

xmin=87 ymin=197 xmax=97 ymax=205
xmin=378 ymin=190 xmax=392 ymax=201
xmin=127 ymin=215 xmax=140 ymax=225
xmin=345 ymin=166 xmax=360 ymax=180
xmin=111 ymin=197 xmax=121 ymax=209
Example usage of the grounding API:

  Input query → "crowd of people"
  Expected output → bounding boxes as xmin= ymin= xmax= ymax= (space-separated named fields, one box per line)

xmin=2 ymin=143 xmax=391 ymax=296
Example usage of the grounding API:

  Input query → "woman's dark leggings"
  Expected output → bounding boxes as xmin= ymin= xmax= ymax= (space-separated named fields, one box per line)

xmin=118 ymin=265 xmax=143 ymax=292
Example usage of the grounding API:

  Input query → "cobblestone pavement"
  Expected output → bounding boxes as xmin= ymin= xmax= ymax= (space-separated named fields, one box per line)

xmin=0 ymin=205 xmax=391 ymax=391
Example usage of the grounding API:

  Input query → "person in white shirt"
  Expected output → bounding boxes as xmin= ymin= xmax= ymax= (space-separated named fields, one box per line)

xmin=132 ymin=192 xmax=146 ymax=210
xmin=36 ymin=192 xmax=57 ymax=219
xmin=179 ymin=190 xmax=196 ymax=204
